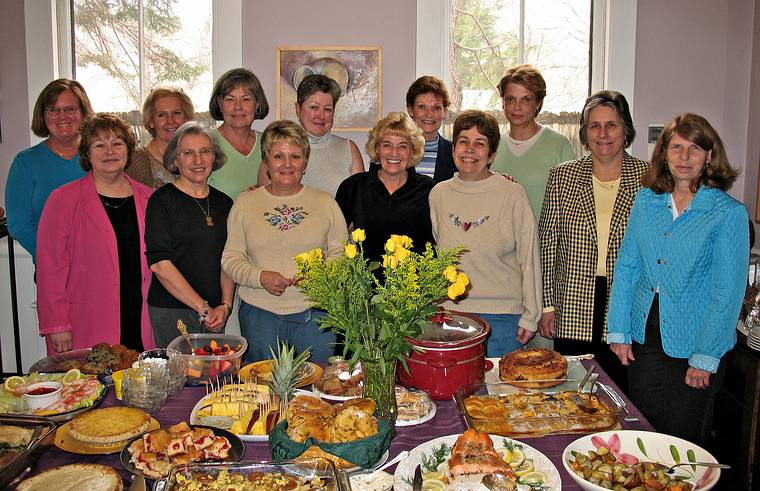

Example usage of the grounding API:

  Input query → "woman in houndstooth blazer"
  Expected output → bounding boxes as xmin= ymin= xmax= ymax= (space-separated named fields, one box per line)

xmin=538 ymin=91 xmax=649 ymax=392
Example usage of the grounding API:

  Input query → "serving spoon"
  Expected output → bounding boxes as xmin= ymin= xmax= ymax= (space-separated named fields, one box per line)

xmin=347 ymin=450 xmax=410 ymax=476
xmin=665 ymin=462 xmax=731 ymax=474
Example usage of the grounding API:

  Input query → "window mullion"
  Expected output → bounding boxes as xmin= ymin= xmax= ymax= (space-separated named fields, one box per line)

xmin=518 ymin=0 xmax=525 ymax=63
xmin=138 ymin=0 xmax=145 ymax=105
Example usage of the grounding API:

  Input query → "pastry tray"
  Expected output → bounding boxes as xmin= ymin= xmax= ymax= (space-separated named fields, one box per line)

xmin=454 ymin=381 xmax=621 ymax=437
xmin=0 ymin=414 xmax=58 ymax=489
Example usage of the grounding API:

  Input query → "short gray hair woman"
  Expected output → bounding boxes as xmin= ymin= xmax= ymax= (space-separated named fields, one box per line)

xmin=259 ymin=74 xmax=364 ymax=196
xmin=539 ymin=90 xmax=648 ymax=393
xmin=144 ymin=121 xmax=236 ymax=347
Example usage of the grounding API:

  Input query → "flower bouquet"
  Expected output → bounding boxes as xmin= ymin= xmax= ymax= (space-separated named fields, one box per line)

xmin=294 ymin=230 xmax=468 ymax=424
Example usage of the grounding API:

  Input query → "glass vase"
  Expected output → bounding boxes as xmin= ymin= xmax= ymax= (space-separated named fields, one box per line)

xmin=360 ymin=356 xmax=398 ymax=426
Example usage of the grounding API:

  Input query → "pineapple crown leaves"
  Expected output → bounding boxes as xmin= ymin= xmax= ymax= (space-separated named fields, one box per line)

xmin=268 ymin=340 xmax=310 ymax=400
xmin=294 ymin=233 xmax=466 ymax=367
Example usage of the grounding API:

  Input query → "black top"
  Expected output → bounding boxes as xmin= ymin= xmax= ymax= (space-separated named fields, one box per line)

xmin=145 ymin=184 xmax=233 ymax=308
xmin=336 ymin=165 xmax=435 ymax=263
xmin=433 ymin=136 xmax=457 ymax=183
xmin=99 ymin=195 xmax=143 ymax=351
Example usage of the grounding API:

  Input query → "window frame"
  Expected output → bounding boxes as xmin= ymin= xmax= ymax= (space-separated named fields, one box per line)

xmin=416 ymin=0 xmax=637 ymax=111
xmin=24 ymin=0 xmax=242 ymax=143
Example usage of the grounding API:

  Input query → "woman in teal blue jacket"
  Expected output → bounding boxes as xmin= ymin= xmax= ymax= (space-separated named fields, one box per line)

xmin=607 ymin=113 xmax=748 ymax=445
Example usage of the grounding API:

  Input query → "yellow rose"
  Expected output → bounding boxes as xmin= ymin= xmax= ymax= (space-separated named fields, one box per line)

xmin=382 ymin=254 xmax=399 ymax=269
xmin=344 ymin=244 xmax=357 ymax=259
xmin=443 ymin=266 xmax=458 ymax=283
xmin=455 ymin=272 xmax=470 ymax=287
xmin=351 ymin=229 xmax=366 ymax=243
xmin=447 ymin=281 xmax=466 ymax=300
xmin=391 ymin=234 xmax=413 ymax=248
xmin=384 ymin=238 xmax=396 ymax=253
xmin=393 ymin=246 xmax=411 ymax=263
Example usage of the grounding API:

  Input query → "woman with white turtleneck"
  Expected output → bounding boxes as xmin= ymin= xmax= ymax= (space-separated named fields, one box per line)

xmin=258 ymin=74 xmax=364 ymax=195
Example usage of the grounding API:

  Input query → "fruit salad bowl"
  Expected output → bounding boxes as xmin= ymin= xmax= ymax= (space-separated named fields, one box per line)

xmin=167 ymin=334 xmax=247 ymax=386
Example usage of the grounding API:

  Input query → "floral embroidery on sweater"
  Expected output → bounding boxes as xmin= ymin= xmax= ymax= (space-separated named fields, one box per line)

xmin=264 ymin=204 xmax=309 ymax=231
xmin=449 ymin=213 xmax=489 ymax=231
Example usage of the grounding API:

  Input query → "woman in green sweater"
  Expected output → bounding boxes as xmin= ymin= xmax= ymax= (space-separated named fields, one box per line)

xmin=490 ymin=64 xmax=576 ymax=219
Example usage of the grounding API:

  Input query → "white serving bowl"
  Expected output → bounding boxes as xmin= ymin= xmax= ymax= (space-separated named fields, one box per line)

xmin=562 ymin=430 xmax=720 ymax=491
xmin=22 ymin=381 xmax=62 ymax=410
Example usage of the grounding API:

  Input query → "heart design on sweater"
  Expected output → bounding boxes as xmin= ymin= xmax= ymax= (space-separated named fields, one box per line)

xmin=450 ymin=213 xmax=489 ymax=231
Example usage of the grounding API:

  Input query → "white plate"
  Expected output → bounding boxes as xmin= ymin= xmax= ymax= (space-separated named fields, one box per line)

xmin=485 ymin=357 xmax=598 ymax=394
xmin=310 ymin=385 xmax=361 ymax=402
xmin=189 ymin=389 xmax=317 ymax=442
xmin=395 ymin=400 xmax=437 ymax=427
xmin=394 ymin=433 xmax=561 ymax=491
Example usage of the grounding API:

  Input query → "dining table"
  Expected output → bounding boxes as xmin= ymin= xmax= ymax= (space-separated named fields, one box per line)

xmin=27 ymin=360 xmax=653 ymax=490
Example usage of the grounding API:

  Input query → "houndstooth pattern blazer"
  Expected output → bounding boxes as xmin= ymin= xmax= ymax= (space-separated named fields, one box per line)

xmin=539 ymin=153 xmax=650 ymax=342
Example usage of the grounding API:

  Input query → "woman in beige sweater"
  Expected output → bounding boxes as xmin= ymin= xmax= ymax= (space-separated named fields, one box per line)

xmin=429 ymin=110 xmax=541 ymax=357
xmin=222 ymin=120 xmax=348 ymax=362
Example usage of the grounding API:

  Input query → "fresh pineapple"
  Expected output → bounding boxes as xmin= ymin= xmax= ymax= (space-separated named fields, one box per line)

xmin=269 ymin=340 xmax=311 ymax=414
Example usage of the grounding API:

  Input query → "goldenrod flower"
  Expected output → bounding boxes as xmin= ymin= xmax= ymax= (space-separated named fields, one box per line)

xmin=294 ymin=251 xmax=312 ymax=263
xmin=443 ymin=266 xmax=458 ymax=283
xmin=351 ymin=229 xmax=366 ymax=243
xmin=384 ymin=238 xmax=396 ymax=253
xmin=344 ymin=244 xmax=357 ymax=259
xmin=447 ymin=281 xmax=466 ymax=300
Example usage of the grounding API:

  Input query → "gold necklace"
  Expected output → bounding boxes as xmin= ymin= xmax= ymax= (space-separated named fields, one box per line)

xmin=191 ymin=195 xmax=213 ymax=227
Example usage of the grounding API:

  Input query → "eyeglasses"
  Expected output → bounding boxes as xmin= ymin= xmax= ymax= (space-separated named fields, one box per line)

xmin=667 ymin=143 xmax=706 ymax=158
xmin=178 ymin=148 xmax=213 ymax=160
xmin=45 ymin=106 xmax=80 ymax=116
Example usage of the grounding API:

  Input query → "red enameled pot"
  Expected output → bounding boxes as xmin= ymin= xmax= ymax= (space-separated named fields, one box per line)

xmin=398 ymin=311 xmax=491 ymax=400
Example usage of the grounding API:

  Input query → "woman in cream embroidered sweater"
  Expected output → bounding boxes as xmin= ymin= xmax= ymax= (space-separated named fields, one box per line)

xmin=222 ymin=120 xmax=348 ymax=363
xmin=429 ymin=110 xmax=541 ymax=357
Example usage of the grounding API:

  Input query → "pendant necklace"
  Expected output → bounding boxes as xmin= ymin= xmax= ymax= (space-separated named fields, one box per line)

xmin=191 ymin=195 xmax=213 ymax=227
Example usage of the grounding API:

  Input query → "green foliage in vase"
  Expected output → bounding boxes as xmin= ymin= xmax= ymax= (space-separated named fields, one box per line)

xmin=294 ymin=231 xmax=467 ymax=370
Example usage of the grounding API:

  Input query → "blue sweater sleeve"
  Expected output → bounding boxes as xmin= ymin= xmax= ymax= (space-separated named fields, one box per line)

xmin=5 ymin=152 xmax=39 ymax=257
xmin=606 ymin=191 xmax=646 ymax=344
xmin=689 ymin=203 xmax=749 ymax=371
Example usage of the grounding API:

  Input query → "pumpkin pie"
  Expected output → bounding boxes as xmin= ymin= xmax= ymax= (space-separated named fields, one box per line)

xmin=67 ymin=406 xmax=150 ymax=446
xmin=16 ymin=463 xmax=123 ymax=491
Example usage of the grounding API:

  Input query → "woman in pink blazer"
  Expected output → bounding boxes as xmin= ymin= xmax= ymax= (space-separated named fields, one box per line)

xmin=37 ymin=113 xmax=156 ymax=354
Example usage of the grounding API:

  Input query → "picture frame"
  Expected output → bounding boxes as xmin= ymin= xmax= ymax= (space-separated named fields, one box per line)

xmin=275 ymin=45 xmax=382 ymax=132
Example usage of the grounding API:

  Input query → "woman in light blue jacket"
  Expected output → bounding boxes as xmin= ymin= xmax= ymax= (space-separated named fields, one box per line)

xmin=607 ymin=113 xmax=748 ymax=445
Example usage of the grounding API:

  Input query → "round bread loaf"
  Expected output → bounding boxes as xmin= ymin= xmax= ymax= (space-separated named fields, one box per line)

xmin=499 ymin=348 xmax=567 ymax=388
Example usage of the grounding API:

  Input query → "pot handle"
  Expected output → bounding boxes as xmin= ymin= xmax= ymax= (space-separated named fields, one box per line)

xmin=484 ymin=359 xmax=494 ymax=371
xmin=427 ymin=356 xmax=457 ymax=369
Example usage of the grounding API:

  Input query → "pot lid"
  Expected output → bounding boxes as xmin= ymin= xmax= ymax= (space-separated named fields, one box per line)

xmin=412 ymin=312 xmax=489 ymax=346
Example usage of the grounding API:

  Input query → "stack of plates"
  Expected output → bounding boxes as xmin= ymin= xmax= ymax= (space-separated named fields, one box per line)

xmin=747 ymin=327 xmax=760 ymax=351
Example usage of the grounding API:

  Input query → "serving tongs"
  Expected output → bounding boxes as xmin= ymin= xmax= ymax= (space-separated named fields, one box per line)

xmin=571 ymin=364 xmax=597 ymax=413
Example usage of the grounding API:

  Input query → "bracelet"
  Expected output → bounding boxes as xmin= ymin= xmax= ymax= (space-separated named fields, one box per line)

xmin=197 ymin=300 xmax=210 ymax=323
xmin=221 ymin=303 xmax=232 ymax=312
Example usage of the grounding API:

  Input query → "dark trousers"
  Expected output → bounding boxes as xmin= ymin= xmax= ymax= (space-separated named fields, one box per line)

xmin=554 ymin=276 xmax=629 ymax=394
xmin=629 ymin=294 xmax=726 ymax=446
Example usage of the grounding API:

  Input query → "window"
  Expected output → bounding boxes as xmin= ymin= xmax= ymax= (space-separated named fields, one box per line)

xmin=448 ymin=0 xmax=590 ymax=153
xmin=70 ymin=0 xmax=213 ymax=136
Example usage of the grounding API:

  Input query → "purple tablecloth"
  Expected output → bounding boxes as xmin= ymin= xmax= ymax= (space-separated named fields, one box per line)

xmin=29 ymin=361 xmax=653 ymax=489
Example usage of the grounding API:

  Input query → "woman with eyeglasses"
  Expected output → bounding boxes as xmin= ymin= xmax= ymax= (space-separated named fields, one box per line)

xmin=5 ymin=79 xmax=94 ymax=262
xmin=144 ymin=122 xmax=235 ymax=347
xmin=607 ymin=113 xmax=748 ymax=445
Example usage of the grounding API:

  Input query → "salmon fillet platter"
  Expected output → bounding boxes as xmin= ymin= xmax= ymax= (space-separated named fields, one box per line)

xmin=393 ymin=428 xmax=562 ymax=490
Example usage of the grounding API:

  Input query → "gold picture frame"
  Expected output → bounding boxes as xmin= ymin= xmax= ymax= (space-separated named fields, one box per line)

xmin=275 ymin=45 xmax=382 ymax=132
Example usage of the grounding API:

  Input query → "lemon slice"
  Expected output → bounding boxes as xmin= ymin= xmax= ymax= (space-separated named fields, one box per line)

xmin=62 ymin=368 xmax=81 ymax=384
xmin=422 ymin=470 xmax=444 ymax=482
xmin=4 ymin=376 xmax=25 ymax=392
xmin=514 ymin=459 xmax=535 ymax=476
xmin=509 ymin=448 xmax=525 ymax=468
xmin=498 ymin=447 xmax=513 ymax=463
xmin=421 ymin=481 xmax=446 ymax=490
xmin=519 ymin=470 xmax=548 ymax=484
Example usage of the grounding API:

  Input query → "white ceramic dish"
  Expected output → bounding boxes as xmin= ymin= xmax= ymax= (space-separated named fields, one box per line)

xmin=394 ymin=433 xmax=561 ymax=491
xmin=310 ymin=385 xmax=361 ymax=402
xmin=22 ymin=382 xmax=62 ymax=410
xmin=562 ymin=430 xmax=720 ymax=491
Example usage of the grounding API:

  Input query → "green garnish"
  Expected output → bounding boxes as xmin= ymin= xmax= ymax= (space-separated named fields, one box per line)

xmin=421 ymin=443 xmax=451 ymax=472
